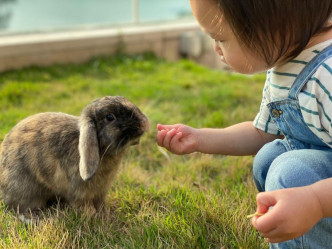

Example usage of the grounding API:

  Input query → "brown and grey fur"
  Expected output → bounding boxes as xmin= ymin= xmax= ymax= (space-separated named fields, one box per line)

xmin=0 ymin=96 xmax=149 ymax=216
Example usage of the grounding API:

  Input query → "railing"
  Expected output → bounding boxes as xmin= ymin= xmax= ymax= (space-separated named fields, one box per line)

xmin=133 ymin=0 xmax=139 ymax=24
xmin=0 ymin=0 xmax=192 ymax=34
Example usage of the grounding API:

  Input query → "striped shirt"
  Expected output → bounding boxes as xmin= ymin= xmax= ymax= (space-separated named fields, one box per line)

xmin=254 ymin=39 xmax=332 ymax=147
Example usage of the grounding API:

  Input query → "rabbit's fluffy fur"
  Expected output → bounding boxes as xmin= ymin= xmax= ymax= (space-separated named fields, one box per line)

xmin=0 ymin=96 xmax=149 ymax=216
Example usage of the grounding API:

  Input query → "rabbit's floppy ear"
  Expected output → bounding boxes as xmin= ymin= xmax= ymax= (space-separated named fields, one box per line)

xmin=78 ymin=114 xmax=100 ymax=181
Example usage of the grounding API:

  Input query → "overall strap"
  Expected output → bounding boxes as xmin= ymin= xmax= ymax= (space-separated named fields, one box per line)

xmin=288 ymin=43 xmax=332 ymax=99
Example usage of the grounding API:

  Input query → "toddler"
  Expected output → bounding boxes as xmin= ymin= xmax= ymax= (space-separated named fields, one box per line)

xmin=157 ymin=0 xmax=332 ymax=248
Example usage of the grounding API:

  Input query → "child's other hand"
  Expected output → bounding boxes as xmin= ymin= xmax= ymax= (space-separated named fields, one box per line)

xmin=251 ymin=186 xmax=324 ymax=243
xmin=156 ymin=124 xmax=198 ymax=155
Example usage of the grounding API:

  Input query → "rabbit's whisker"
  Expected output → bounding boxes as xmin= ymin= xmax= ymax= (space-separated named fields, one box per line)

xmin=115 ymin=137 xmax=126 ymax=156
xmin=99 ymin=141 xmax=115 ymax=165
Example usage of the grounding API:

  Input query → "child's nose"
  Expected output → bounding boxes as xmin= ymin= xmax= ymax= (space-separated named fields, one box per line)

xmin=214 ymin=42 xmax=223 ymax=56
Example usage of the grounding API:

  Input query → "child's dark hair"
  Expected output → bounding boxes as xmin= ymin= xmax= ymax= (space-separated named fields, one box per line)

xmin=217 ymin=0 xmax=332 ymax=66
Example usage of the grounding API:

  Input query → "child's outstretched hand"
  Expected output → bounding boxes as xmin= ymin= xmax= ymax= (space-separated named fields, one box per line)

xmin=251 ymin=186 xmax=324 ymax=243
xmin=157 ymin=124 xmax=198 ymax=155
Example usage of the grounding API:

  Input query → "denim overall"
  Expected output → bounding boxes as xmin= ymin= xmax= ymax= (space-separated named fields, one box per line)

xmin=253 ymin=44 xmax=332 ymax=249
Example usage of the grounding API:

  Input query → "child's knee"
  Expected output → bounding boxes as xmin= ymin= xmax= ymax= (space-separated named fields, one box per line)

xmin=253 ymin=139 xmax=287 ymax=191
xmin=265 ymin=150 xmax=321 ymax=191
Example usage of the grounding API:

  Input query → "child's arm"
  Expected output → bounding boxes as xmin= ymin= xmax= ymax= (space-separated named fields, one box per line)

xmin=157 ymin=121 xmax=281 ymax=155
xmin=252 ymin=178 xmax=332 ymax=243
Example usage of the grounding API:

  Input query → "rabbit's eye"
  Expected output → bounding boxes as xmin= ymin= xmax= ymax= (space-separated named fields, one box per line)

xmin=106 ymin=114 xmax=116 ymax=122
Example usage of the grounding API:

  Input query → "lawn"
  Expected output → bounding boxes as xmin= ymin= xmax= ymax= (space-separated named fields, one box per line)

xmin=0 ymin=53 xmax=268 ymax=249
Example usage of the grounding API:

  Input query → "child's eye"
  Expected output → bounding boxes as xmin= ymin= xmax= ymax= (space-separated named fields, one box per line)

xmin=215 ymin=40 xmax=224 ymax=46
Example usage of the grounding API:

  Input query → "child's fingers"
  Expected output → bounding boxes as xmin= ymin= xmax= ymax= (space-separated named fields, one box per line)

xmin=169 ymin=132 xmax=183 ymax=150
xmin=256 ymin=192 xmax=276 ymax=214
xmin=157 ymin=124 xmax=178 ymax=131
xmin=258 ymin=227 xmax=283 ymax=243
xmin=157 ymin=124 xmax=167 ymax=131
xmin=252 ymin=192 xmax=278 ymax=233
xmin=252 ymin=212 xmax=277 ymax=232
xmin=163 ymin=129 xmax=178 ymax=150
xmin=157 ymin=129 xmax=167 ymax=147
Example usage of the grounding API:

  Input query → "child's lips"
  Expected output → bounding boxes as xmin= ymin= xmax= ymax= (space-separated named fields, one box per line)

xmin=220 ymin=55 xmax=227 ymax=64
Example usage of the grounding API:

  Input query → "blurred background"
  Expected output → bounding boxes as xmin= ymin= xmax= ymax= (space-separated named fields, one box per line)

xmin=0 ymin=0 xmax=226 ymax=72
xmin=0 ymin=0 xmax=192 ymax=33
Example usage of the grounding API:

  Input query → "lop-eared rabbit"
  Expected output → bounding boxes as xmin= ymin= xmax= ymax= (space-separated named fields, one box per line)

xmin=0 ymin=96 xmax=149 ymax=220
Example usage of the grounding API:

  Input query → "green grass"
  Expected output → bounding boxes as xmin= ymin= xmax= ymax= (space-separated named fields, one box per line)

xmin=0 ymin=53 xmax=268 ymax=249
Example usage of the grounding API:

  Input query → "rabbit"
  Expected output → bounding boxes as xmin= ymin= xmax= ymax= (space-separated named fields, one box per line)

xmin=0 ymin=96 xmax=149 ymax=219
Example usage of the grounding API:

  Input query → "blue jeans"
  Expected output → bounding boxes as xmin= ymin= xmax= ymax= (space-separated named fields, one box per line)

xmin=253 ymin=139 xmax=332 ymax=249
